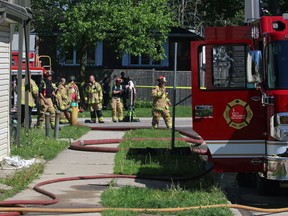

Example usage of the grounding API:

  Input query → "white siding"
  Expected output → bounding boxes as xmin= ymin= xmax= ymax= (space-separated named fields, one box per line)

xmin=0 ymin=22 xmax=10 ymax=160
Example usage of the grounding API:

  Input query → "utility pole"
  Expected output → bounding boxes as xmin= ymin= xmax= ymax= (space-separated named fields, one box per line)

xmin=171 ymin=42 xmax=177 ymax=150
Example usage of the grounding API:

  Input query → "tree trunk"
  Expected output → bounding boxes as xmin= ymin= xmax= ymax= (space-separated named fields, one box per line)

xmin=79 ymin=44 xmax=87 ymax=108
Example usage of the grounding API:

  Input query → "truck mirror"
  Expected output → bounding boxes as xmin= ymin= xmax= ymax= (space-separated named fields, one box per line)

xmin=247 ymin=50 xmax=263 ymax=83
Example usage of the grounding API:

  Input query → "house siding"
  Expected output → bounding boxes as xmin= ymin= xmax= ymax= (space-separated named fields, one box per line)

xmin=0 ymin=23 xmax=10 ymax=160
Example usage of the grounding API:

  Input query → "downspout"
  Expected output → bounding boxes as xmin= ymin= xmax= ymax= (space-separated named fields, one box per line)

xmin=24 ymin=18 xmax=31 ymax=134
xmin=16 ymin=23 xmax=23 ymax=146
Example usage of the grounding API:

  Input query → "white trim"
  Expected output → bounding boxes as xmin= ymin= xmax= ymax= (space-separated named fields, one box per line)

xmin=267 ymin=140 xmax=288 ymax=155
xmin=11 ymin=69 xmax=42 ymax=75
xmin=212 ymin=155 xmax=264 ymax=158
xmin=206 ymin=140 xmax=265 ymax=156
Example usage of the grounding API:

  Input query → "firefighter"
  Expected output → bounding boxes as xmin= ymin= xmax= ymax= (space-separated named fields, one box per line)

xmin=151 ymin=75 xmax=172 ymax=129
xmin=111 ymin=77 xmax=124 ymax=122
xmin=85 ymin=75 xmax=104 ymax=123
xmin=120 ymin=71 xmax=129 ymax=110
xmin=66 ymin=75 xmax=81 ymax=105
xmin=38 ymin=71 xmax=56 ymax=128
xmin=20 ymin=74 xmax=39 ymax=128
xmin=55 ymin=78 xmax=70 ymax=124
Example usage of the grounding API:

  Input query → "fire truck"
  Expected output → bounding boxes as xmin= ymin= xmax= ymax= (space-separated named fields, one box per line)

xmin=11 ymin=34 xmax=51 ymax=113
xmin=191 ymin=9 xmax=288 ymax=193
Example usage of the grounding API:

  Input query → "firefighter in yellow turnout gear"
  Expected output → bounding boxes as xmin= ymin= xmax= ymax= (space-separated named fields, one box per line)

xmin=20 ymin=76 xmax=38 ymax=128
xmin=151 ymin=75 xmax=172 ymax=129
xmin=111 ymin=78 xmax=124 ymax=122
xmin=55 ymin=78 xmax=70 ymax=124
xmin=38 ymin=72 xmax=56 ymax=128
xmin=85 ymin=75 xmax=104 ymax=123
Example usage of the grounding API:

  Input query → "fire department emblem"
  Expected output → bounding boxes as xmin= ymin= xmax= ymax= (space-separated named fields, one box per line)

xmin=223 ymin=99 xmax=253 ymax=130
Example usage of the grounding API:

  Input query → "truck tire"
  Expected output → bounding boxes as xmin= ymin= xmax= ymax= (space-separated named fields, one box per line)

xmin=256 ymin=174 xmax=279 ymax=195
xmin=237 ymin=172 xmax=256 ymax=187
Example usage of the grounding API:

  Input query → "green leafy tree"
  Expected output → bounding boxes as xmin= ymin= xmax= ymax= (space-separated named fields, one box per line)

xmin=31 ymin=0 xmax=176 ymax=84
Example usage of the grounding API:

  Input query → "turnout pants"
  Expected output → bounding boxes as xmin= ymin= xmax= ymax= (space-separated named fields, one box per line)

xmin=88 ymin=103 xmax=104 ymax=123
xmin=38 ymin=98 xmax=56 ymax=128
xmin=111 ymin=97 xmax=123 ymax=122
xmin=152 ymin=109 xmax=172 ymax=129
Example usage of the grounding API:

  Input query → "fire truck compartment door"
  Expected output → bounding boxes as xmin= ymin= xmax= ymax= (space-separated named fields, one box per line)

xmin=191 ymin=40 xmax=266 ymax=159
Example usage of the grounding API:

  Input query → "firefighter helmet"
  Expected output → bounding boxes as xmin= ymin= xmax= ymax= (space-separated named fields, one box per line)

xmin=44 ymin=70 xmax=53 ymax=77
xmin=116 ymin=77 xmax=122 ymax=83
xmin=157 ymin=75 xmax=167 ymax=83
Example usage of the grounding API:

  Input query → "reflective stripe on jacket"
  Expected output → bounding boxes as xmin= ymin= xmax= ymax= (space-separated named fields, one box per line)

xmin=85 ymin=81 xmax=103 ymax=104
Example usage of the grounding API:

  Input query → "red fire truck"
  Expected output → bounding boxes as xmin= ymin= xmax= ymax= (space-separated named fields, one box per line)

xmin=191 ymin=15 xmax=288 ymax=194
xmin=11 ymin=34 xmax=51 ymax=113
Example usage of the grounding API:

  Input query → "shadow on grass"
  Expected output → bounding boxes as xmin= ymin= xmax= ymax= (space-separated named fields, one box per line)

xmin=125 ymin=147 xmax=213 ymax=190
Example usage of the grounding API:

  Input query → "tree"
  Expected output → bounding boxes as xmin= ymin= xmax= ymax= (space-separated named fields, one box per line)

xmin=169 ymin=0 xmax=245 ymax=35
xmin=31 ymin=0 xmax=176 ymax=84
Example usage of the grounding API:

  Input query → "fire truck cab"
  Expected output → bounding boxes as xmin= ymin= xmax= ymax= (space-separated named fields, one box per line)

xmin=11 ymin=34 xmax=51 ymax=113
xmin=191 ymin=14 xmax=288 ymax=194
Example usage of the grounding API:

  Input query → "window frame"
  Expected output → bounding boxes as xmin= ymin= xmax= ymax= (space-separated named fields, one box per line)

xmin=60 ymin=42 xmax=103 ymax=66
xmin=198 ymin=43 xmax=252 ymax=91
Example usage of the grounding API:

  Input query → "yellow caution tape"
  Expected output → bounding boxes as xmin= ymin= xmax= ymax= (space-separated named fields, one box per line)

xmin=136 ymin=85 xmax=192 ymax=90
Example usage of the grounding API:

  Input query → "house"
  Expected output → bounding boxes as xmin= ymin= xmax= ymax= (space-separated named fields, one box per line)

xmin=0 ymin=0 xmax=31 ymax=157
xmin=40 ymin=27 xmax=202 ymax=74
xmin=39 ymin=27 xmax=203 ymax=105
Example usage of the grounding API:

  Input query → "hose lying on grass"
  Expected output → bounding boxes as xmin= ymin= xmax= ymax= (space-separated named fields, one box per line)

xmin=0 ymin=126 xmax=284 ymax=215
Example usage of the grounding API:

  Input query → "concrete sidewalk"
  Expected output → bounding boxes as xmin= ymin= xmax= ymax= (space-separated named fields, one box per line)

xmin=3 ymin=118 xmax=241 ymax=216
xmin=7 ymin=130 xmax=126 ymax=215
xmin=5 ymin=118 xmax=183 ymax=215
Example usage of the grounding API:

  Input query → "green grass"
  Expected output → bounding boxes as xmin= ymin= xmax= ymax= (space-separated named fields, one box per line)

xmin=0 ymin=125 xmax=90 ymax=201
xmin=78 ymin=106 xmax=192 ymax=118
xmin=58 ymin=125 xmax=91 ymax=140
xmin=101 ymin=186 xmax=232 ymax=216
xmin=114 ymin=129 xmax=203 ymax=176
xmin=101 ymin=129 xmax=231 ymax=216
xmin=0 ymin=163 xmax=44 ymax=200
xmin=11 ymin=126 xmax=90 ymax=160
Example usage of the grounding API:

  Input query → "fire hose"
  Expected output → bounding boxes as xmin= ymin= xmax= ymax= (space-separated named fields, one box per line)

xmin=0 ymin=126 xmax=287 ymax=215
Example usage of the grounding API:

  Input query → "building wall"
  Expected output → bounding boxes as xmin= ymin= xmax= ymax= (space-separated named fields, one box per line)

xmin=0 ymin=23 xmax=10 ymax=160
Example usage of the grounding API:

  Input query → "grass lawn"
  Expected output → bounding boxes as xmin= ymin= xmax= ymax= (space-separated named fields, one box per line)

xmin=11 ymin=125 xmax=90 ymax=160
xmin=101 ymin=186 xmax=231 ymax=216
xmin=0 ymin=125 xmax=90 ymax=201
xmin=114 ymin=129 xmax=203 ymax=177
xmin=101 ymin=129 xmax=232 ymax=216
xmin=78 ymin=105 xmax=192 ymax=118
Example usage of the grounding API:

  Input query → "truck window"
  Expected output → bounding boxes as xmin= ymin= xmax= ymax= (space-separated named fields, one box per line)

xmin=199 ymin=44 xmax=250 ymax=90
xmin=266 ymin=41 xmax=288 ymax=89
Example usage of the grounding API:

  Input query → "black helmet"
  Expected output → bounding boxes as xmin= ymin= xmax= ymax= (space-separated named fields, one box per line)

xmin=70 ymin=75 xmax=75 ymax=82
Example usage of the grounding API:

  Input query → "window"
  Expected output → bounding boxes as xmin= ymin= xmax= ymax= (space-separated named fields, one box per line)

xmin=65 ymin=47 xmax=74 ymax=64
xmin=266 ymin=41 xmax=288 ymax=89
xmin=123 ymin=41 xmax=169 ymax=67
xmin=199 ymin=44 xmax=249 ymax=90
xmin=130 ymin=55 xmax=139 ymax=65
xmin=129 ymin=55 xmax=161 ymax=66
xmin=61 ymin=42 xmax=102 ymax=66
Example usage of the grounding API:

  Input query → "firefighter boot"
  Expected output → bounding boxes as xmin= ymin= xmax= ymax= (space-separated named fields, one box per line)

xmin=90 ymin=111 xmax=96 ymax=123
xmin=96 ymin=110 xmax=104 ymax=123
